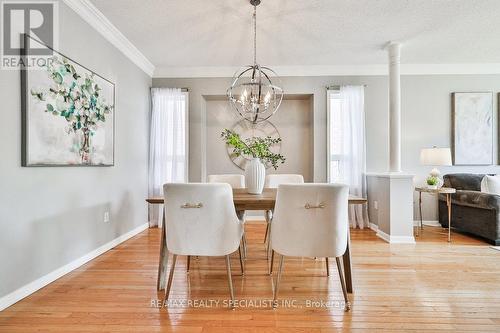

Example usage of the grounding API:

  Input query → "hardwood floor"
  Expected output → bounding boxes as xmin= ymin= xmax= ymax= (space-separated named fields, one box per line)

xmin=1 ymin=222 xmax=499 ymax=332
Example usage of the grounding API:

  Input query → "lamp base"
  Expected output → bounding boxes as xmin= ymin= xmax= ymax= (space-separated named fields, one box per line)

xmin=427 ymin=168 xmax=444 ymax=188
xmin=429 ymin=168 xmax=441 ymax=177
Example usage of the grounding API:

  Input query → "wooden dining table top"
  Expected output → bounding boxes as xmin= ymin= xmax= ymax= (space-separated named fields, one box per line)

xmin=146 ymin=188 xmax=367 ymax=210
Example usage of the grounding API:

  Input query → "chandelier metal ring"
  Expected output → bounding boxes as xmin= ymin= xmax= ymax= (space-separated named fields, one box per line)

xmin=226 ymin=0 xmax=284 ymax=124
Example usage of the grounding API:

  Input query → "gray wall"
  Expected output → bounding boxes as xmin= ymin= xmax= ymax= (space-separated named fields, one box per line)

xmin=0 ymin=2 xmax=151 ymax=298
xmin=154 ymin=74 xmax=500 ymax=221
xmin=153 ymin=76 xmax=386 ymax=182
xmin=205 ymin=97 xmax=313 ymax=181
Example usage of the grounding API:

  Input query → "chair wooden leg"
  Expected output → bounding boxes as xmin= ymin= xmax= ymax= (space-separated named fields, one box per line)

xmin=163 ymin=254 xmax=177 ymax=305
xmin=325 ymin=257 xmax=330 ymax=277
xmin=242 ymin=233 xmax=248 ymax=260
xmin=225 ymin=255 xmax=235 ymax=309
xmin=269 ymin=250 xmax=275 ymax=275
xmin=266 ymin=222 xmax=272 ymax=260
xmin=186 ymin=255 xmax=190 ymax=273
xmin=335 ymin=257 xmax=351 ymax=311
xmin=238 ymin=245 xmax=245 ymax=275
xmin=272 ymin=255 xmax=284 ymax=309
xmin=264 ymin=221 xmax=270 ymax=244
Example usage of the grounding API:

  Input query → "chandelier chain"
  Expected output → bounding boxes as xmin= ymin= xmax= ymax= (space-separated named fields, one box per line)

xmin=253 ymin=5 xmax=257 ymax=65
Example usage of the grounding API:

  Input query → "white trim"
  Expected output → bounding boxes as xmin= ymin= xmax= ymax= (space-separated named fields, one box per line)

xmin=245 ymin=216 xmax=266 ymax=222
xmin=154 ymin=63 xmax=500 ymax=78
xmin=366 ymin=172 xmax=414 ymax=179
xmin=369 ymin=222 xmax=379 ymax=232
xmin=63 ymin=0 xmax=155 ymax=77
xmin=183 ymin=91 xmax=189 ymax=181
xmin=414 ymin=220 xmax=440 ymax=227
xmin=326 ymin=89 xmax=341 ymax=183
xmin=376 ymin=229 xmax=416 ymax=244
xmin=0 ymin=223 xmax=148 ymax=311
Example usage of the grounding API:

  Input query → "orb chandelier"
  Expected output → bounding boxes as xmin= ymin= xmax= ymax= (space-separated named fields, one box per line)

xmin=227 ymin=0 xmax=284 ymax=124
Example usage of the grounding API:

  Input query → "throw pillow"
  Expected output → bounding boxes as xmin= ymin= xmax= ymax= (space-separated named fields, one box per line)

xmin=481 ymin=175 xmax=500 ymax=194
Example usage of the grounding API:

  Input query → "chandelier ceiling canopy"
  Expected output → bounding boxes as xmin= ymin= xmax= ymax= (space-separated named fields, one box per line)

xmin=227 ymin=0 xmax=284 ymax=124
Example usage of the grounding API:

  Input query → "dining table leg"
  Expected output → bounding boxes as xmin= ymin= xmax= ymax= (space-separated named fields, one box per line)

xmin=157 ymin=206 xmax=168 ymax=291
xmin=342 ymin=227 xmax=353 ymax=293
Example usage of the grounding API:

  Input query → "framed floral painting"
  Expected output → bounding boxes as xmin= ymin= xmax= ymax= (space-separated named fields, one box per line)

xmin=21 ymin=34 xmax=115 ymax=166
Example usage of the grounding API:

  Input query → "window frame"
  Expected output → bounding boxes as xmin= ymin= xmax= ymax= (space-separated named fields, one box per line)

xmin=181 ymin=91 xmax=189 ymax=181
xmin=326 ymin=89 xmax=342 ymax=183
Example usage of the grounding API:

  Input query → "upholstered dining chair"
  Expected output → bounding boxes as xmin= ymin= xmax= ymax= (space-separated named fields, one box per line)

xmin=264 ymin=174 xmax=304 ymax=257
xmin=269 ymin=183 xmax=351 ymax=311
xmin=264 ymin=174 xmax=304 ymax=188
xmin=162 ymin=183 xmax=244 ymax=309
xmin=208 ymin=174 xmax=245 ymax=188
xmin=208 ymin=174 xmax=247 ymax=258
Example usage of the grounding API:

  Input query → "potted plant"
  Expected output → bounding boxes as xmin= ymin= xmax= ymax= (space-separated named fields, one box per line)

xmin=426 ymin=176 xmax=439 ymax=190
xmin=221 ymin=129 xmax=285 ymax=194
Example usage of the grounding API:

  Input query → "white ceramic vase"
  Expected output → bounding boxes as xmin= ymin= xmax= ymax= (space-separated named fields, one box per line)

xmin=245 ymin=158 xmax=265 ymax=194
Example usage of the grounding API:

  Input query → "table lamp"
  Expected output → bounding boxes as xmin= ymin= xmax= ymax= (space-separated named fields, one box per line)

xmin=420 ymin=147 xmax=452 ymax=187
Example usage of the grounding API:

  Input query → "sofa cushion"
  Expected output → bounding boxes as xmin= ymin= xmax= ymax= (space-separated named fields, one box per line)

xmin=481 ymin=175 xmax=500 ymax=194
xmin=443 ymin=173 xmax=488 ymax=191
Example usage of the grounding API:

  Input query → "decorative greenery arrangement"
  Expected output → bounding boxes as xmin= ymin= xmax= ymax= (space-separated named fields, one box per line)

xmin=31 ymin=56 xmax=113 ymax=163
xmin=221 ymin=129 xmax=285 ymax=169
xmin=426 ymin=176 xmax=439 ymax=186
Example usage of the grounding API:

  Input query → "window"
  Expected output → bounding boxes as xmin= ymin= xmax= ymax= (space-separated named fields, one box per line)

xmin=327 ymin=90 xmax=343 ymax=183
xmin=327 ymin=86 xmax=368 ymax=228
xmin=148 ymin=88 xmax=189 ymax=226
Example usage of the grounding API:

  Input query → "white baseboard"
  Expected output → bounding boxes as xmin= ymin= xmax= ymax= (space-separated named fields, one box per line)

xmin=369 ymin=223 xmax=379 ymax=231
xmin=0 ymin=222 xmax=149 ymax=312
xmin=376 ymin=229 xmax=416 ymax=244
xmin=245 ymin=216 xmax=266 ymax=222
xmin=414 ymin=220 xmax=440 ymax=227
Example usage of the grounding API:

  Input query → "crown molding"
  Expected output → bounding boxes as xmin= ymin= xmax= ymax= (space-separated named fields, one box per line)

xmin=154 ymin=63 xmax=500 ymax=78
xmin=63 ymin=0 xmax=155 ymax=77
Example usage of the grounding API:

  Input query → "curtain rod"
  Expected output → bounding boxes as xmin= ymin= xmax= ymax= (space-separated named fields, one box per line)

xmin=326 ymin=84 xmax=368 ymax=90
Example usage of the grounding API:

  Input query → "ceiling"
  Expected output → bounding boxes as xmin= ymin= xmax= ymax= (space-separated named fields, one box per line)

xmin=90 ymin=0 xmax=500 ymax=76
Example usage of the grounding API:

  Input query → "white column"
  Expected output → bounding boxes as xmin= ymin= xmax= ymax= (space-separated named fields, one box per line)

xmin=388 ymin=42 xmax=402 ymax=173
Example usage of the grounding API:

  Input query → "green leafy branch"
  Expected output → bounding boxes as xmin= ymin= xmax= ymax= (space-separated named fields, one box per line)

xmin=221 ymin=129 xmax=285 ymax=170
xmin=30 ymin=56 xmax=112 ymax=136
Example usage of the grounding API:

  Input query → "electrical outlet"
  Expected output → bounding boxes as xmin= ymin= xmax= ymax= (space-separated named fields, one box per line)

xmin=373 ymin=201 xmax=378 ymax=210
xmin=104 ymin=211 xmax=110 ymax=223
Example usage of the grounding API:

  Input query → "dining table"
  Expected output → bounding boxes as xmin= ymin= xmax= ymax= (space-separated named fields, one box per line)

xmin=146 ymin=188 xmax=367 ymax=294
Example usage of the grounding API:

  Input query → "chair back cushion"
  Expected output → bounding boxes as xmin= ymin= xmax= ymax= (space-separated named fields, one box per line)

xmin=163 ymin=183 xmax=242 ymax=256
xmin=265 ymin=174 xmax=304 ymax=188
xmin=270 ymin=183 xmax=349 ymax=258
xmin=443 ymin=173 xmax=487 ymax=191
xmin=208 ymin=174 xmax=245 ymax=188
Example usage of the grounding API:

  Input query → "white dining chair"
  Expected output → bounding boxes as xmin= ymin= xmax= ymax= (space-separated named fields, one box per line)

xmin=162 ymin=183 xmax=244 ymax=309
xmin=269 ymin=183 xmax=351 ymax=311
xmin=264 ymin=174 xmax=304 ymax=188
xmin=208 ymin=174 xmax=245 ymax=188
xmin=208 ymin=174 xmax=247 ymax=258
xmin=264 ymin=174 xmax=304 ymax=255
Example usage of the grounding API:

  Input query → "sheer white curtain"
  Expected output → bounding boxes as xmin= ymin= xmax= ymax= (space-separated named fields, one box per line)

xmin=148 ymin=88 xmax=188 ymax=227
xmin=329 ymin=85 xmax=369 ymax=228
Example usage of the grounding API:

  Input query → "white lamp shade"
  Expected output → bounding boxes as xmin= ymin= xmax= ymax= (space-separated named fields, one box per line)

xmin=420 ymin=147 xmax=452 ymax=166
